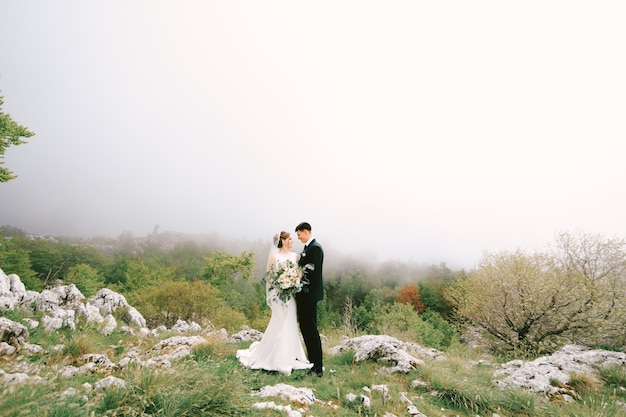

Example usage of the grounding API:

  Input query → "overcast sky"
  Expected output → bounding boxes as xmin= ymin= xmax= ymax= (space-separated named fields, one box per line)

xmin=1 ymin=1 xmax=625 ymax=269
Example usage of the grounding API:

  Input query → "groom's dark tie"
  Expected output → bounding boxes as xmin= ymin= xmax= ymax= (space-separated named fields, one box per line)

xmin=304 ymin=244 xmax=308 ymax=251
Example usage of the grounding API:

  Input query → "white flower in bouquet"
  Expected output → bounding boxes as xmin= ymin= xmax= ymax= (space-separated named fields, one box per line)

xmin=264 ymin=259 xmax=314 ymax=304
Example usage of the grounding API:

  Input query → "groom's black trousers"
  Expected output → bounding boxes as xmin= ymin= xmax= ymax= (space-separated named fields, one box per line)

xmin=296 ymin=295 xmax=323 ymax=372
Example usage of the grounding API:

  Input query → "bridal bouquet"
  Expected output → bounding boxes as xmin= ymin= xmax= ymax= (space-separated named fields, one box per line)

xmin=264 ymin=260 xmax=314 ymax=303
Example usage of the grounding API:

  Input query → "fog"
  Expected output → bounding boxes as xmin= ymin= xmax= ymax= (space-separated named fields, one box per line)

xmin=1 ymin=1 xmax=625 ymax=269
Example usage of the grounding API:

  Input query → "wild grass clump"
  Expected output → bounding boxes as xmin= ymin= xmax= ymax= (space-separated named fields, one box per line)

xmin=493 ymin=389 xmax=536 ymax=416
xmin=92 ymin=361 xmax=246 ymax=416
xmin=61 ymin=334 xmax=97 ymax=359
xmin=0 ymin=379 xmax=89 ymax=417
xmin=598 ymin=365 xmax=626 ymax=392
xmin=1 ymin=307 xmax=25 ymax=322
xmin=190 ymin=342 xmax=216 ymax=362
xmin=568 ymin=372 xmax=602 ymax=396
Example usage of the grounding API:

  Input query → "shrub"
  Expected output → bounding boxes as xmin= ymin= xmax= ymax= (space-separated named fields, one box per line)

xmin=368 ymin=302 xmax=458 ymax=350
xmin=64 ymin=263 xmax=104 ymax=297
xmin=130 ymin=280 xmax=246 ymax=331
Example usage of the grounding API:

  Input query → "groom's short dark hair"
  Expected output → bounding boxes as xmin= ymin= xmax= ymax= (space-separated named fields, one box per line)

xmin=295 ymin=222 xmax=311 ymax=232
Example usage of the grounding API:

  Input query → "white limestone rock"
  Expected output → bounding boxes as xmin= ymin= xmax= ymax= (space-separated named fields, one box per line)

xmin=41 ymin=315 xmax=63 ymax=332
xmin=150 ymin=335 xmax=207 ymax=351
xmin=252 ymin=383 xmax=316 ymax=406
xmin=75 ymin=302 xmax=104 ymax=323
xmin=22 ymin=318 xmax=39 ymax=330
xmin=493 ymin=344 xmax=626 ymax=395
xmin=329 ymin=335 xmax=441 ymax=373
xmin=100 ymin=313 xmax=117 ymax=336
xmin=172 ymin=319 xmax=202 ymax=333
xmin=88 ymin=289 xmax=129 ymax=315
xmin=0 ymin=316 xmax=29 ymax=344
xmin=229 ymin=327 xmax=263 ymax=343
xmin=0 ymin=342 xmax=17 ymax=356
xmin=94 ymin=375 xmax=126 ymax=391
xmin=123 ymin=306 xmax=146 ymax=328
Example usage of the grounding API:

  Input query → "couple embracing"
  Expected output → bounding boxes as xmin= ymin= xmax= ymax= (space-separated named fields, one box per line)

xmin=236 ymin=222 xmax=324 ymax=377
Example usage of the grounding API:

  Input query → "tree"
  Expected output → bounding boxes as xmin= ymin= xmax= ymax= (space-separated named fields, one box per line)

xmin=395 ymin=283 xmax=426 ymax=313
xmin=201 ymin=250 xmax=255 ymax=312
xmin=447 ymin=232 xmax=626 ymax=354
xmin=65 ymin=264 xmax=105 ymax=297
xmin=549 ymin=231 xmax=626 ymax=349
xmin=0 ymin=243 xmax=39 ymax=290
xmin=114 ymin=258 xmax=177 ymax=296
xmin=0 ymin=93 xmax=35 ymax=182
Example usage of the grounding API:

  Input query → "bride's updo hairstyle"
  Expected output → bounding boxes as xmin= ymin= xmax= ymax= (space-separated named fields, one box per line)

xmin=276 ymin=231 xmax=290 ymax=248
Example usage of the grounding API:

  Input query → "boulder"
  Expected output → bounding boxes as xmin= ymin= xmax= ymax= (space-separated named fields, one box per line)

xmin=0 ymin=317 xmax=29 ymax=345
xmin=329 ymin=335 xmax=443 ymax=373
xmin=493 ymin=344 xmax=626 ymax=395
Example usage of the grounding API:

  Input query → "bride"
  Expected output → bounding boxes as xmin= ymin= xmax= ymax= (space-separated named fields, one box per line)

xmin=236 ymin=231 xmax=313 ymax=375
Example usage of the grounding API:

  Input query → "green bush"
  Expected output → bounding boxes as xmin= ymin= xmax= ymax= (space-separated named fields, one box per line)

xmin=368 ymin=302 xmax=458 ymax=350
xmin=130 ymin=280 xmax=246 ymax=331
xmin=64 ymin=263 xmax=104 ymax=297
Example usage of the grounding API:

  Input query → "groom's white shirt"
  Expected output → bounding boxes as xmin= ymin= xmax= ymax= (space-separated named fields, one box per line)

xmin=304 ymin=237 xmax=315 ymax=247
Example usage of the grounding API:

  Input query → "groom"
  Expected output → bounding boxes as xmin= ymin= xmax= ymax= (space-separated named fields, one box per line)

xmin=295 ymin=222 xmax=324 ymax=377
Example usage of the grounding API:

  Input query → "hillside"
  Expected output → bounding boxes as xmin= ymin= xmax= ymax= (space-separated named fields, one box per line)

xmin=3 ymin=268 xmax=626 ymax=417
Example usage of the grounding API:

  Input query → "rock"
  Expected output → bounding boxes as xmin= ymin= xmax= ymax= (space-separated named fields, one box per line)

xmin=406 ymin=405 xmax=427 ymax=416
xmin=399 ymin=391 xmax=413 ymax=405
xmin=252 ymin=383 xmax=316 ymax=406
xmin=88 ymin=289 xmax=129 ymax=315
xmin=2 ymin=371 xmax=30 ymax=385
xmin=360 ymin=394 xmax=371 ymax=408
xmin=329 ymin=335 xmax=442 ymax=373
xmin=0 ymin=271 xmax=27 ymax=309
xmin=0 ymin=342 xmax=17 ymax=355
xmin=1 ymin=370 xmax=44 ymax=392
xmin=172 ymin=319 xmax=202 ymax=333
xmin=21 ymin=343 xmax=48 ymax=355
xmin=35 ymin=289 xmax=63 ymax=312
xmin=80 ymin=353 xmax=116 ymax=370
xmin=75 ymin=302 xmax=104 ymax=323
xmin=0 ymin=317 xmax=29 ymax=345
xmin=150 ymin=335 xmax=207 ymax=351
xmin=50 ymin=284 xmax=84 ymax=305
xmin=59 ymin=387 xmax=78 ymax=399
xmin=206 ymin=327 xmax=229 ymax=342
xmin=228 ymin=327 xmax=263 ymax=343
xmin=41 ymin=315 xmax=63 ymax=332
xmin=94 ymin=376 xmax=126 ymax=391
xmin=119 ymin=325 xmax=134 ymax=335
xmin=251 ymin=401 xmax=301 ymax=417
xmin=22 ymin=318 xmax=39 ymax=329
xmin=100 ymin=314 xmax=117 ymax=336
xmin=493 ymin=344 xmax=626 ymax=395
xmin=372 ymin=384 xmax=392 ymax=402
xmin=124 ymin=306 xmax=146 ymax=328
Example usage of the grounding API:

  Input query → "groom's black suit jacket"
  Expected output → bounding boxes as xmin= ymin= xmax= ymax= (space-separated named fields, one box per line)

xmin=298 ymin=239 xmax=324 ymax=301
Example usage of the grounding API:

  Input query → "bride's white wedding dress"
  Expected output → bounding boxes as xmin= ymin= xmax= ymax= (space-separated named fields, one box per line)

xmin=236 ymin=251 xmax=312 ymax=375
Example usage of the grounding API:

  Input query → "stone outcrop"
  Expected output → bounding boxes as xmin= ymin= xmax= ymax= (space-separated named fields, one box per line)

xmin=493 ymin=344 xmax=626 ymax=399
xmin=228 ymin=327 xmax=263 ymax=343
xmin=0 ymin=316 xmax=29 ymax=345
xmin=0 ymin=268 xmax=147 ymax=336
xmin=329 ymin=335 xmax=444 ymax=373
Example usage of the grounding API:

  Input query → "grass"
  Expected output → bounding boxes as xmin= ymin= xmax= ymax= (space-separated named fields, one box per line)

xmin=2 ymin=325 xmax=626 ymax=417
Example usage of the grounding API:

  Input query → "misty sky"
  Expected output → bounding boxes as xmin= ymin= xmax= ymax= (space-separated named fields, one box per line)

xmin=1 ymin=1 xmax=625 ymax=269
